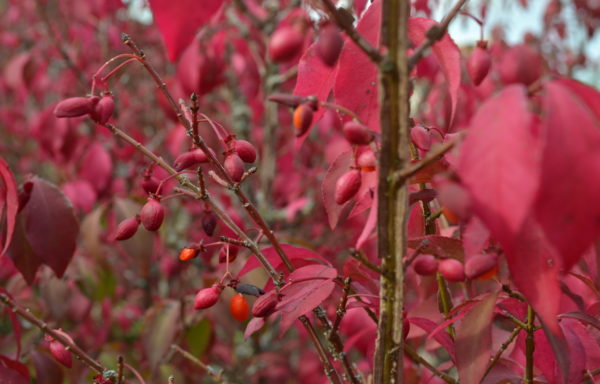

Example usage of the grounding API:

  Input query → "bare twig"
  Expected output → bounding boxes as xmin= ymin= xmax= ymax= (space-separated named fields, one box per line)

xmin=404 ymin=344 xmax=458 ymax=384
xmin=171 ymin=345 xmax=228 ymax=384
xmin=525 ymin=306 xmax=535 ymax=384
xmin=350 ymin=248 xmax=385 ymax=276
xmin=117 ymin=356 xmax=125 ymax=384
xmin=483 ymin=326 xmax=521 ymax=379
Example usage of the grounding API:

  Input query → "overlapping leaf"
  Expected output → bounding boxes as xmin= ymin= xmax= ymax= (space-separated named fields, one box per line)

xmin=0 ymin=156 xmax=18 ymax=257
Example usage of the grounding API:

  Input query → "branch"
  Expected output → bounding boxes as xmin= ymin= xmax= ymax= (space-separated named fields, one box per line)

xmin=408 ymin=0 xmax=469 ymax=70
xmin=171 ymin=345 xmax=228 ymax=384
xmin=404 ymin=344 xmax=458 ymax=384
xmin=482 ymin=326 xmax=521 ymax=379
xmin=319 ymin=0 xmax=383 ymax=63
xmin=525 ymin=306 xmax=536 ymax=384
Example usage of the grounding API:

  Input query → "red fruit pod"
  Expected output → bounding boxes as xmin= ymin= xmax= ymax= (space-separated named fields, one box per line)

xmin=293 ymin=103 xmax=314 ymax=137
xmin=252 ymin=291 xmax=280 ymax=318
xmin=194 ymin=285 xmax=222 ymax=310
xmin=410 ymin=124 xmax=432 ymax=151
xmin=141 ymin=175 xmax=160 ymax=195
xmin=343 ymin=121 xmax=373 ymax=145
xmin=54 ymin=97 xmax=96 ymax=118
xmin=92 ymin=94 xmax=115 ymax=124
xmin=357 ymin=150 xmax=377 ymax=172
xmin=413 ymin=254 xmax=438 ymax=275
xmin=49 ymin=340 xmax=72 ymax=368
xmin=334 ymin=170 xmax=362 ymax=205
xmin=173 ymin=149 xmax=209 ymax=171
xmin=465 ymin=253 xmax=498 ymax=280
xmin=113 ymin=216 xmax=141 ymax=241
xmin=224 ymin=153 xmax=245 ymax=182
xmin=498 ymin=44 xmax=543 ymax=86
xmin=201 ymin=211 xmax=217 ymax=236
xmin=230 ymin=293 xmax=250 ymax=322
xmin=140 ymin=198 xmax=165 ymax=231
xmin=268 ymin=25 xmax=304 ymax=63
xmin=234 ymin=140 xmax=258 ymax=163
xmin=467 ymin=42 xmax=492 ymax=86
xmin=179 ymin=247 xmax=199 ymax=261
xmin=219 ymin=245 xmax=239 ymax=263
xmin=438 ymin=259 xmax=466 ymax=282
xmin=316 ymin=24 xmax=344 ymax=67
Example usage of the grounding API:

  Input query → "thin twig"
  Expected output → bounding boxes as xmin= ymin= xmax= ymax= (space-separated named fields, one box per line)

xmin=350 ymin=248 xmax=384 ymax=276
xmin=525 ymin=306 xmax=535 ymax=384
xmin=171 ymin=345 xmax=228 ymax=384
xmin=408 ymin=0 xmax=469 ymax=70
xmin=482 ymin=326 xmax=521 ymax=379
xmin=330 ymin=277 xmax=352 ymax=339
xmin=404 ymin=344 xmax=458 ymax=384
xmin=117 ymin=356 xmax=125 ymax=384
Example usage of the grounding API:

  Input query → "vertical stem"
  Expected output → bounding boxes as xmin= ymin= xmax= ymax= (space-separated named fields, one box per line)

xmin=525 ymin=306 xmax=535 ymax=384
xmin=374 ymin=0 xmax=411 ymax=383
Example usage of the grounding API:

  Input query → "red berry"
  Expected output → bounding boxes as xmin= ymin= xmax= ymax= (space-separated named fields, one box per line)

xmin=173 ymin=149 xmax=209 ymax=171
xmin=219 ymin=245 xmax=239 ymax=263
xmin=194 ymin=285 xmax=222 ymax=310
xmin=141 ymin=175 xmax=160 ymax=195
xmin=268 ymin=25 xmax=304 ymax=63
xmin=224 ymin=153 xmax=245 ymax=182
xmin=113 ymin=216 xmax=140 ymax=241
xmin=252 ymin=291 xmax=280 ymax=318
xmin=293 ymin=103 xmax=314 ymax=137
xmin=343 ymin=121 xmax=373 ymax=145
xmin=316 ymin=24 xmax=344 ymax=67
xmin=467 ymin=42 xmax=492 ymax=86
xmin=92 ymin=94 xmax=114 ymax=124
xmin=438 ymin=259 xmax=466 ymax=282
xmin=357 ymin=150 xmax=376 ymax=172
xmin=179 ymin=247 xmax=198 ymax=261
xmin=498 ymin=44 xmax=543 ymax=86
xmin=140 ymin=198 xmax=165 ymax=231
xmin=413 ymin=254 xmax=438 ymax=275
xmin=234 ymin=140 xmax=258 ymax=163
xmin=54 ymin=97 xmax=97 ymax=118
xmin=334 ymin=170 xmax=362 ymax=205
xmin=465 ymin=253 xmax=498 ymax=280
xmin=230 ymin=293 xmax=250 ymax=321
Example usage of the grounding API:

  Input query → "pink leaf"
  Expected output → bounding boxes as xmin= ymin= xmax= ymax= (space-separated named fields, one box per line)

xmin=355 ymin=197 xmax=377 ymax=250
xmin=553 ymin=77 xmax=600 ymax=122
xmin=322 ymin=150 xmax=354 ymax=229
xmin=148 ymin=0 xmax=225 ymax=61
xmin=455 ymin=292 xmax=497 ymax=384
xmin=0 ymin=365 xmax=28 ymax=384
xmin=23 ymin=177 xmax=79 ymax=278
xmin=462 ymin=216 xmax=490 ymax=261
xmin=409 ymin=317 xmax=456 ymax=362
xmin=535 ymin=81 xmax=600 ymax=271
xmin=244 ymin=317 xmax=265 ymax=339
xmin=288 ymin=264 xmax=338 ymax=282
xmin=458 ymin=85 xmax=540 ymax=250
xmin=0 ymin=157 xmax=18 ymax=256
xmin=237 ymin=244 xmax=329 ymax=278
xmin=334 ymin=0 xmax=381 ymax=132
xmin=408 ymin=17 xmax=461 ymax=124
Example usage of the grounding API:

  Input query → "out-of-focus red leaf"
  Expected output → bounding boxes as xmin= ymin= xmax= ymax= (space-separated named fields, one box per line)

xmin=536 ymin=81 xmax=600 ymax=272
xmin=408 ymin=317 xmax=456 ymax=362
xmin=238 ymin=244 xmax=329 ymax=278
xmin=334 ymin=0 xmax=381 ymax=132
xmin=0 ymin=356 xmax=29 ymax=382
xmin=78 ymin=143 xmax=112 ymax=194
xmin=455 ymin=292 xmax=497 ymax=384
xmin=23 ymin=177 xmax=79 ymax=278
xmin=30 ymin=349 xmax=64 ymax=384
xmin=562 ymin=319 xmax=586 ymax=384
xmin=532 ymin=322 xmax=570 ymax=384
xmin=148 ymin=0 xmax=225 ymax=61
xmin=355 ymin=197 xmax=377 ymax=250
xmin=458 ymin=85 xmax=540 ymax=250
xmin=244 ymin=317 xmax=265 ymax=339
xmin=322 ymin=150 xmax=354 ymax=229
xmin=505 ymin=219 xmax=561 ymax=333
xmin=0 ymin=365 xmax=28 ymax=384
xmin=0 ymin=156 xmax=18 ymax=256
xmin=559 ymin=311 xmax=600 ymax=331
xmin=553 ymin=77 xmax=600 ymax=121
xmin=142 ymin=300 xmax=180 ymax=368
xmin=462 ymin=216 xmax=490 ymax=262
xmin=0 ymin=289 xmax=21 ymax=359
xmin=6 ymin=213 xmax=42 ymax=284
xmin=408 ymin=17 xmax=461 ymax=125
xmin=407 ymin=235 xmax=464 ymax=261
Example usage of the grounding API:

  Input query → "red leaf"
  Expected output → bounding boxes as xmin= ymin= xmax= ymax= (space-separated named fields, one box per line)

xmin=355 ymin=197 xmax=377 ymax=250
xmin=237 ymin=244 xmax=329 ymax=278
xmin=535 ymin=81 xmax=600 ymax=271
xmin=408 ymin=317 xmax=456 ymax=362
xmin=78 ymin=142 xmax=112 ymax=194
xmin=322 ymin=150 xmax=354 ymax=229
xmin=0 ymin=365 xmax=28 ymax=384
xmin=458 ymin=85 xmax=540 ymax=250
xmin=23 ymin=177 xmax=79 ymax=278
xmin=0 ymin=356 xmax=29 ymax=382
xmin=334 ymin=0 xmax=381 ymax=132
xmin=408 ymin=17 xmax=461 ymax=125
xmin=559 ymin=311 xmax=600 ymax=331
xmin=6 ymin=213 xmax=43 ymax=284
xmin=554 ymin=77 xmax=600 ymax=122
xmin=277 ymin=278 xmax=336 ymax=334
xmin=148 ymin=0 xmax=225 ymax=61
xmin=244 ymin=317 xmax=265 ymax=339
xmin=0 ymin=157 xmax=18 ymax=257
xmin=455 ymin=292 xmax=497 ymax=384
xmin=288 ymin=264 xmax=337 ymax=282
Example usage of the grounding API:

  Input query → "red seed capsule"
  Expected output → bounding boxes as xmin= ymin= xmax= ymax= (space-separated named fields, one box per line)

xmin=316 ymin=24 xmax=344 ymax=67
xmin=357 ymin=150 xmax=376 ymax=172
xmin=438 ymin=259 xmax=466 ymax=282
xmin=141 ymin=175 xmax=160 ymax=195
xmin=49 ymin=340 xmax=72 ymax=368
xmin=173 ymin=149 xmax=209 ymax=171
xmin=268 ymin=25 xmax=304 ymax=63
xmin=234 ymin=140 xmax=258 ymax=163
xmin=293 ymin=103 xmax=314 ymax=137
xmin=201 ymin=211 xmax=217 ymax=236
xmin=498 ymin=44 xmax=543 ymax=86
xmin=252 ymin=291 xmax=280 ymax=318
xmin=410 ymin=124 xmax=432 ymax=151
xmin=54 ymin=97 xmax=96 ymax=118
xmin=467 ymin=42 xmax=492 ymax=86
xmin=114 ymin=216 xmax=141 ymax=241
xmin=219 ymin=245 xmax=239 ymax=263
xmin=465 ymin=253 xmax=498 ymax=280
xmin=140 ymin=198 xmax=165 ymax=231
xmin=343 ymin=121 xmax=373 ymax=145
xmin=194 ymin=285 xmax=222 ymax=310
xmin=92 ymin=94 xmax=115 ymax=124
xmin=230 ymin=293 xmax=250 ymax=321
xmin=224 ymin=153 xmax=245 ymax=182
xmin=179 ymin=247 xmax=199 ymax=261
xmin=334 ymin=170 xmax=362 ymax=205
xmin=413 ymin=254 xmax=438 ymax=275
